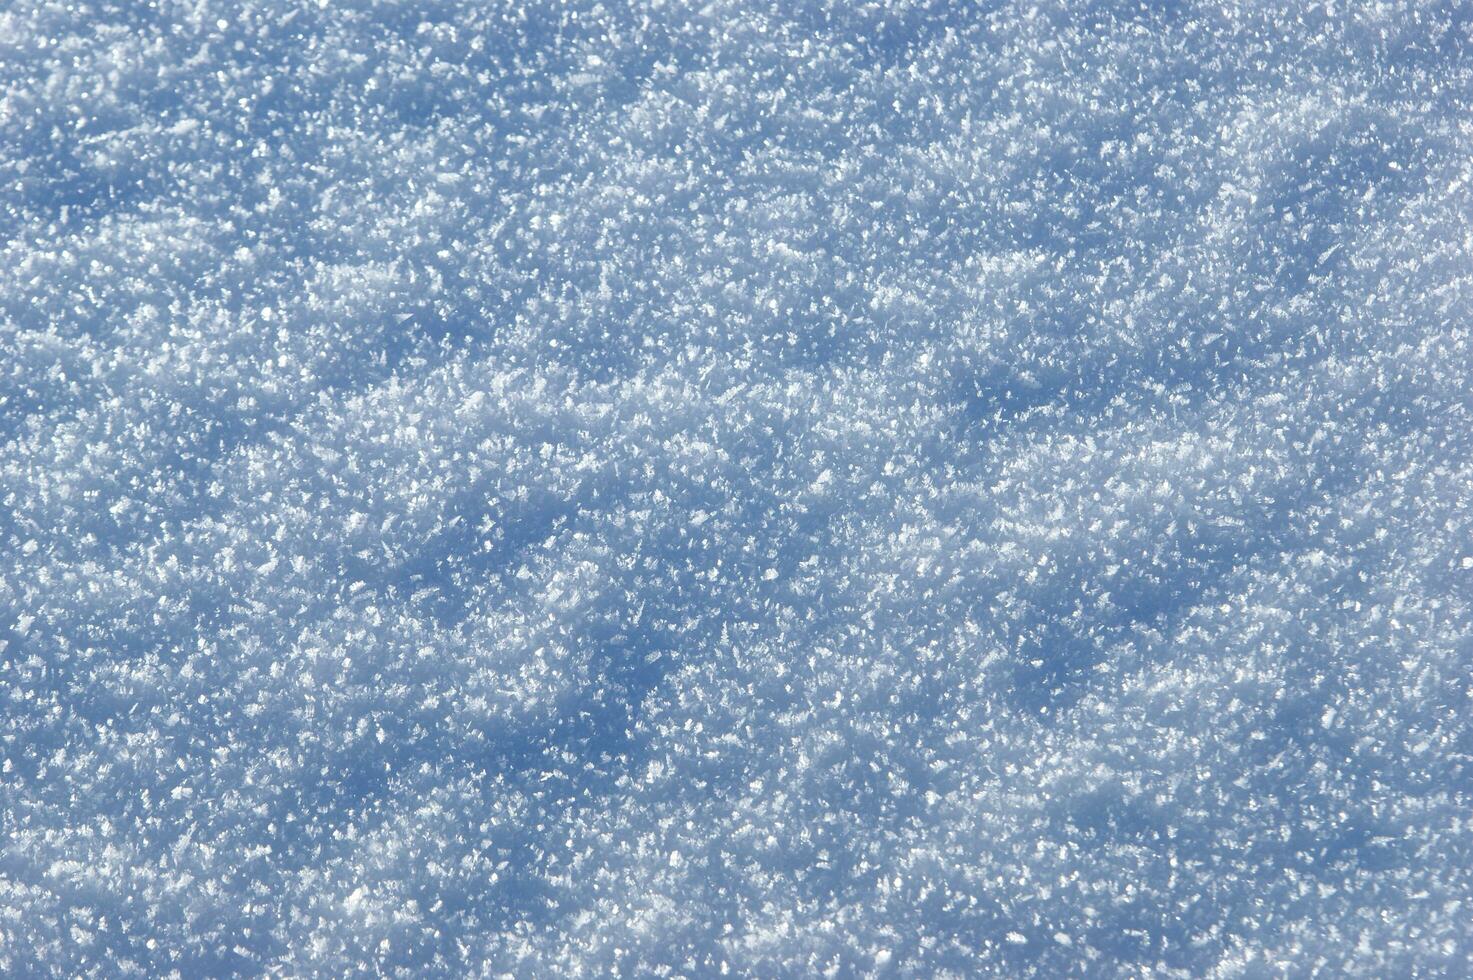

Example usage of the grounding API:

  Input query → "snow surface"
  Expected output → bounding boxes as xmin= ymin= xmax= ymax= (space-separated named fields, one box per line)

xmin=3 ymin=1 xmax=1473 ymax=975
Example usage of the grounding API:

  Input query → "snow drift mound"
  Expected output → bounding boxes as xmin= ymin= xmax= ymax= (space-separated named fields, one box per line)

xmin=3 ymin=0 xmax=1472 ymax=975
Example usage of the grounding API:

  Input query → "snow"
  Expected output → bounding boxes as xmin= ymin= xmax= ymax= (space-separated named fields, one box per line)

xmin=3 ymin=0 xmax=1473 ymax=976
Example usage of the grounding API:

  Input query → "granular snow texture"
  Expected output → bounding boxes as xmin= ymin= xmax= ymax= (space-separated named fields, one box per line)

xmin=4 ymin=0 xmax=1473 ymax=976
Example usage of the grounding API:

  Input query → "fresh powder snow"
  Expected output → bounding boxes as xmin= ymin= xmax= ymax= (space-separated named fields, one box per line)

xmin=3 ymin=1 xmax=1472 ymax=976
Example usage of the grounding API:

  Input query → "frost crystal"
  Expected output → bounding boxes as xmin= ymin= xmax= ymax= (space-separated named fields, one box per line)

xmin=3 ymin=1 xmax=1472 ymax=976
